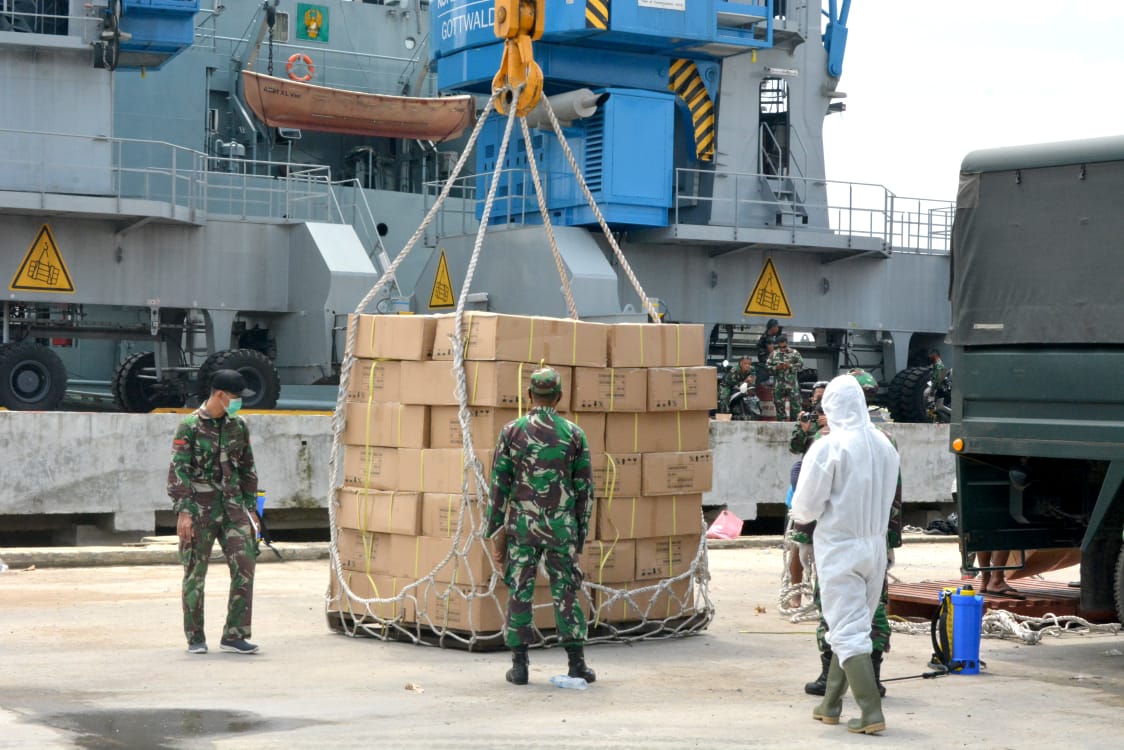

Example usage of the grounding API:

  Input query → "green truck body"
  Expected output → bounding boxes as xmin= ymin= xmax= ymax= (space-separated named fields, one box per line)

xmin=951 ymin=136 xmax=1124 ymax=617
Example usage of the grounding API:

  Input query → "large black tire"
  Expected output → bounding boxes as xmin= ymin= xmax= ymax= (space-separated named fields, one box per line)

xmin=197 ymin=349 xmax=281 ymax=410
xmin=887 ymin=366 xmax=930 ymax=423
xmin=0 ymin=340 xmax=68 ymax=411
xmin=112 ymin=351 xmax=183 ymax=413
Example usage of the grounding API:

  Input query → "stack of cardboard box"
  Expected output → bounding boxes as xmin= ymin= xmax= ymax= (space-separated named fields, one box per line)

xmin=328 ymin=311 xmax=716 ymax=637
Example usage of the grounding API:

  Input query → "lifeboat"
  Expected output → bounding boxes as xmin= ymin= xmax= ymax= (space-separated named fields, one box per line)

xmin=241 ymin=70 xmax=476 ymax=142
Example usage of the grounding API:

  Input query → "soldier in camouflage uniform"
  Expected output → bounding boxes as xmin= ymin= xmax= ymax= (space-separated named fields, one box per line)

xmin=487 ymin=367 xmax=595 ymax=686
xmin=168 ymin=369 xmax=261 ymax=655
xmin=767 ymin=333 xmax=804 ymax=420
xmin=722 ymin=357 xmax=757 ymax=420
xmin=798 ymin=369 xmax=901 ymax=698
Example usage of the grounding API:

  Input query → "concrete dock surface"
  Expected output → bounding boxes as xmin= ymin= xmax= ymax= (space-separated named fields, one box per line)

xmin=1 ymin=538 xmax=1120 ymax=749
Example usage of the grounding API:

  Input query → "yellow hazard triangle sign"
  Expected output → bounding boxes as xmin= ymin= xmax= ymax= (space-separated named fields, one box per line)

xmin=9 ymin=225 xmax=75 ymax=293
xmin=429 ymin=249 xmax=456 ymax=309
xmin=743 ymin=257 xmax=791 ymax=317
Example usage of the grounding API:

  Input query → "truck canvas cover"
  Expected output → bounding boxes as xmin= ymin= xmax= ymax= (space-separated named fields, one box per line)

xmin=950 ymin=135 xmax=1124 ymax=346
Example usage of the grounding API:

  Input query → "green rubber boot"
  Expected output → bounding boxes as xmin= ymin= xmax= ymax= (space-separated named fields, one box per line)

xmin=811 ymin=652 xmax=847 ymax=725
xmin=842 ymin=654 xmax=886 ymax=734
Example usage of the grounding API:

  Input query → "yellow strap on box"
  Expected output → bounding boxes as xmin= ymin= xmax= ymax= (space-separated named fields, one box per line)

xmin=609 ymin=368 xmax=616 ymax=412
xmin=517 ymin=361 xmax=525 ymax=416
xmin=527 ymin=317 xmax=535 ymax=362
xmin=387 ymin=490 xmax=396 ymax=534
xmin=671 ymin=495 xmax=678 ymax=535
xmin=680 ymin=366 xmax=688 ymax=411
xmin=676 ymin=412 xmax=682 ymax=451
xmin=632 ymin=413 xmax=639 ymax=453
xmin=628 ymin=497 xmax=637 ymax=538
xmin=471 ymin=361 xmax=480 ymax=404
xmin=446 ymin=493 xmax=455 ymax=538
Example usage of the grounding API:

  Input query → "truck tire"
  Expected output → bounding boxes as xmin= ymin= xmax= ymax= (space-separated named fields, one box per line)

xmin=888 ymin=366 xmax=930 ymax=423
xmin=0 ymin=340 xmax=68 ymax=411
xmin=197 ymin=349 xmax=281 ymax=410
xmin=112 ymin=351 xmax=182 ymax=412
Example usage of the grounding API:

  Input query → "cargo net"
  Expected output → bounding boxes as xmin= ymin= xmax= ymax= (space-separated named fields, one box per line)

xmin=325 ymin=89 xmax=714 ymax=648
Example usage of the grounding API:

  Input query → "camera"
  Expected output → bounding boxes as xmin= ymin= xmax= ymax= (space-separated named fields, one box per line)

xmin=799 ymin=406 xmax=823 ymax=424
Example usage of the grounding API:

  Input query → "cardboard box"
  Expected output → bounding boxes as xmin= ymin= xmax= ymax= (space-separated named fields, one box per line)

xmin=634 ymin=535 xmax=701 ymax=580
xmin=342 ymin=402 xmax=429 ymax=448
xmin=430 ymin=406 xmax=516 ymax=450
xmin=579 ymin=539 xmax=636 ymax=584
xmin=413 ymin=581 xmax=555 ymax=632
xmin=414 ymin=534 xmax=497 ymax=585
xmin=346 ymin=360 xmax=401 ymax=404
xmin=329 ymin=570 xmax=416 ymax=622
xmin=593 ymin=577 xmax=694 ymax=623
xmin=398 ymin=448 xmax=493 ymax=494
xmin=341 ymin=445 xmax=398 ymax=490
xmin=335 ymin=528 xmax=408 ymax=575
xmin=402 ymin=361 xmax=573 ymax=411
xmin=604 ymin=411 xmax=710 ymax=454
xmin=349 ymin=313 xmax=437 ymax=360
xmin=414 ymin=582 xmax=509 ymax=632
xmin=432 ymin=312 xmax=607 ymax=367
xmin=569 ymin=411 xmax=606 ymax=455
xmin=641 ymin=451 xmax=713 ymax=495
xmin=335 ymin=488 xmax=421 ymax=536
xmin=647 ymin=367 xmax=718 ymax=412
xmin=420 ymin=493 xmax=487 ymax=537
xmin=596 ymin=495 xmax=704 ymax=540
xmin=571 ymin=367 xmax=647 ymax=412
xmin=608 ymin=323 xmax=706 ymax=368
xmin=592 ymin=452 xmax=642 ymax=498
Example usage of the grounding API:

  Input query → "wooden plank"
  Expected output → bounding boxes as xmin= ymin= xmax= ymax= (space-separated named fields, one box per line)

xmin=888 ymin=578 xmax=1115 ymax=622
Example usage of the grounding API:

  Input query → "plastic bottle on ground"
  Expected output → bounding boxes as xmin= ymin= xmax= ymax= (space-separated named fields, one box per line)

xmin=550 ymin=674 xmax=588 ymax=690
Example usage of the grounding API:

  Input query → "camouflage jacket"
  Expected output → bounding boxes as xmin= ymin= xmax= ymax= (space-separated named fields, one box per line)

xmin=486 ymin=406 xmax=594 ymax=550
xmin=792 ymin=423 xmax=903 ymax=549
xmin=789 ymin=418 xmax=823 ymax=455
xmin=767 ymin=348 xmax=804 ymax=390
xmin=167 ymin=407 xmax=258 ymax=517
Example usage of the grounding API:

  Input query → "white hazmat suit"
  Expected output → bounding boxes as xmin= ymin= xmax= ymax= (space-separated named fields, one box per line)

xmin=790 ymin=375 xmax=900 ymax=664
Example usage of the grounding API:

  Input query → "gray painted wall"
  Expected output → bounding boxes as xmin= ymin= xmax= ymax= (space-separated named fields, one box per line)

xmin=0 ymin=413 xmax=953 ymax=532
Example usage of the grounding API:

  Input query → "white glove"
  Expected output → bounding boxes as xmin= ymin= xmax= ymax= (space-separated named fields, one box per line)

xmin=739 ymin=382 xmax=748 ymax=395
xmin=798 ymin=542 xmax=814 ymax=570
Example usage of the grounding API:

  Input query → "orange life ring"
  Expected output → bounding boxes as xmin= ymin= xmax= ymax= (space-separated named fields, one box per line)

xmin=286 ymin=53 xmax=314 ymax=82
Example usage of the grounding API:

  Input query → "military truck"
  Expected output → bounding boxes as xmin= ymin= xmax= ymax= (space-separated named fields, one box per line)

xmin=950 ymin=135 xmax=1124 ymax=621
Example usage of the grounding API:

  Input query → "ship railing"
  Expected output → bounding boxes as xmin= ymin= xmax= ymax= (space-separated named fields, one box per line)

xmin=423 ymin=168 xmax=567 ymax=241
xmin=0 ymin=2 xmax=83 ymax=37
xmin=674 ymin=167 xmax=953 ymax=255
xmin=0 ymin=127 xmax=339 ymax=224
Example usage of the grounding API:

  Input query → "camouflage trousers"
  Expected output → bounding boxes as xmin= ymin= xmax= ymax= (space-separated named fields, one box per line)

xmin=773 ymin=384 xmax=801 ymax=421
xmin=180 ymin=495 xmax=257 ymax=645
xmin=503 ymin=540 xmax=587 ymax=649
xmin=813 ymin=576 xmax=891 ymax=653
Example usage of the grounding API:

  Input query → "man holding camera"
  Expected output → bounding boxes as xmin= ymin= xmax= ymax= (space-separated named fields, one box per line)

xmin=767 ymin=333 xmax=804 ymax=420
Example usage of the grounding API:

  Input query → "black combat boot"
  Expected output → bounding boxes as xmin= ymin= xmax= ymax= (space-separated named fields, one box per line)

xmin=871 ymin=649 xmax=887 ymax=697
xmin=565 ymin=645 xmax=596 ymax=683
xmin=506 ymin=645 xmax=529 ymax=685
xmin=804 ymin=648 xmax=832 ymax=696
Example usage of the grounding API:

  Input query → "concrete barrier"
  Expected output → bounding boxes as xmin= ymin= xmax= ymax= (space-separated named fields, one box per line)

xmin=706 ymin=420 xmax=955 ymax=519
xmin=0 ymin=413 xmax=954 ymax=533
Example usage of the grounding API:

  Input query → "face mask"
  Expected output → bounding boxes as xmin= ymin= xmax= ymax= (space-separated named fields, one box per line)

xmin=225 ymin=397 xmax=242 ymax=417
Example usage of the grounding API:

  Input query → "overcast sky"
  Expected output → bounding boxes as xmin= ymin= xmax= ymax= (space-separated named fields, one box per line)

xmin=821 ymin=1 xmax=1124 ymax=202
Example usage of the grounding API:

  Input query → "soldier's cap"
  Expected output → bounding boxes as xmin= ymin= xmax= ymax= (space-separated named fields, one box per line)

xmin=211 ymin=369 xmax=256 ymax=398
xmin=847 ymin=368 xmax=878 ymax=392
xmin=528 ymin=367 xmax=562 ymax=397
